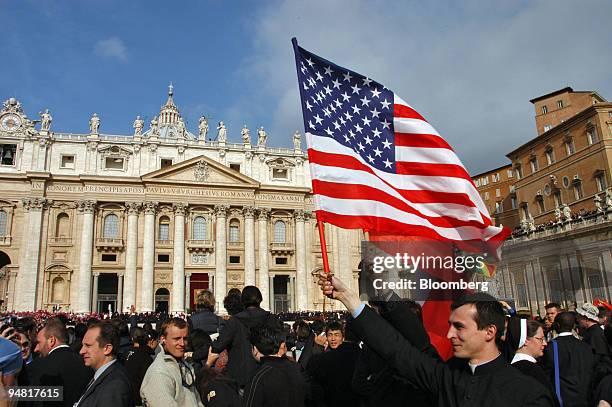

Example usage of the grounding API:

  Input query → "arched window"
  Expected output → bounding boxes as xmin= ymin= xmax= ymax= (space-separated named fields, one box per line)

xmin=229 ymin=219 xmax=240 ymax=242
xmin=193 ymin=216 xmax=207 ymax=240
xmin=51 ymin=277 xmax=65 ymax=303
xmin=55 ymin=213 xmax=70 ymax=237
xmin=274 ymin=220 xmax=286 ymax=243
xmin=0 ymin=211 xmax=7 ymax=237
xmin=158 ymin=216 xmax=170 ymax=240
xmin=103 ymin=214 xmax=119 ymax=238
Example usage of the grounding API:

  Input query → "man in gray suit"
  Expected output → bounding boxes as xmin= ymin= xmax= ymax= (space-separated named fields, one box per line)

xmin=75 ymin=321 xmax=133 ymax=407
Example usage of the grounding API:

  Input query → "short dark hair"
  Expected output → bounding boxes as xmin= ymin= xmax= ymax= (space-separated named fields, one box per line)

xmin=545 ymin=302 xmax=561 ymax=311
xmin=241 ymin=286 xmax=263 ymax=308
xmin=554 ymin=312 xmax=576 ymax=333
xmin=159 ymin=317 xmax=188 ymax=337
xmin=88 ymin=321 xmax=120 ymax=356
xmin=249 ymin=322 xmax=285 ymax=356
xmin=42 ymin=317 xmax=69 ymax=344
xmin=451 ymin=293 xmax=505 ymax=342
xmin=131 ymin=327 xmax=149 ymax=348
xmin=325 ymin=321 xmax=344 ymax=336
xmin=526 ymin=319 xmax=544 ymax=338
xmin=187 ymin=329 xmax=212 ymax=354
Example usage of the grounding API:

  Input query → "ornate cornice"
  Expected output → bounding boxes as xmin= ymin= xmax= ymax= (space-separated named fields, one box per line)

xmin=293 ymin=209 xmax=309 ymax=222
xmin=242 ymin=206 xmax=256 ymax=219
xmin=22 ymin=197 xmax=49 ymax=211
xmin=125 ymin=202 xmax=142 ymax=215
xmin=214 ymin=204 xmax=229 ymax=217
xmin=143 ymin=201 xmax=158 ymax=215
xmin=173 ymin=202 xmax=188 ymax=216
xmin=77 ymin=200 xmax=96 ymax=214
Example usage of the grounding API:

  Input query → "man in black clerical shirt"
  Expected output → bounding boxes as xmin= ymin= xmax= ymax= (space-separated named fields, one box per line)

xmin=319 ymin=272 xmax=556 ymax=407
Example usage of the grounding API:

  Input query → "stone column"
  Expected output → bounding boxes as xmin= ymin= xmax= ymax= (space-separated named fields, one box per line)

xmin=141 ymin=202 xmax=158 ymax=312
xmin=214 ymin=205 xmax=229 ymax=313
xmin=123 ymin=202 xmax=141 ymax=311
xmin=117 ymin=274 xmax=124 ymax=313
xmin=294 ymin=210 xmax=308 ymax=310
xmin=243 ymin=206 xmax=256 ymax=286
xmin=257 ymin=208 xmax=270 ymax=310
xmin=269 ymin=275 xmax=275 ymax=312
xmin=91 ymin=273 xmax=99 ymax=313
xmin=185 ymin=273 xmax=191 ymax=311
xmin=290 ymin=275 xmax=296 ymax=311
xmin=76 ymin=200 xmax=96 ymax=313
xmin=172 ymin=203 xmax=187 ymax=313
xmin=15 ymin=198 xmax=48 ymax=311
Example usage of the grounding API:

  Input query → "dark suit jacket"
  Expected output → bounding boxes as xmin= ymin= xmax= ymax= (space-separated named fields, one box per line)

xmin=542 ymin=335 xmax=594 ymax=407
xmin=27 ymin=346 xmax=93 ymax=407
xmin=77 ymin=360 xmax=134 ymax=407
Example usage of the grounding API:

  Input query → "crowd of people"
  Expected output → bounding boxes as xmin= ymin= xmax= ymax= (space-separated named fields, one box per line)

xmin=0 ymin=277 xmax=611 ymax=407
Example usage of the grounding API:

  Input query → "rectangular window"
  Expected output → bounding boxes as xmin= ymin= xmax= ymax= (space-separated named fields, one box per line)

xmin=530 ymin=158 xmax=538 ymax=173
xmin=546 ymin=150 xmax=555 ymax=165
xmin=507 ymin=169 xmax=514 ymax=178
xmin=537 ymin=199 xmax=545 ymax=214
xmin=587 ymin=128 xmax=598 ymax=145
xmin=588 ymin=274 xmax=606 ymax=301
xmin=554 ymin=191 xmax=562 ymax=207
xmin=511 ymin=196 xmax=517 ymax=210
xmin=475 ymin=179 xmax=481 ymax=187
xmin=543 ymin=125 xmax=552 ymax=132
xmin=492 ymin=173 xmax=500 ymax=182
xmin=158 ymin=224 xmax=169 ymax=240
xmin=229 ymin=255 xmax=241 ymax=264
xmin=60 ymin=155 xmax=75 ymax=169
xmin=596 ymin=173 xmax=607 ymax=192
xmin=574 ymin=183 xmax=583 ymax=200
xmin=495 ymin=201 xmax=502 ymax=214
xmin=229 ymin=225 xmax=240 ymax=242
xmin=541 ymin=105 xmax=548 ymax=114
xmin=549 ymin=279 xmax=562 ymax=304
xmin=515 ymin=167 xmax=522 ymax=180
xmin=229 ymin=163 xmax=241 ymax=172
xmin=101 ymin=254 xmax=117 ymax=262
xmin=160 ymin=158 xmax=173 ymax=168
xmin=565 ymin=140 xmax=575 ymax=155
xmin=484 ymin=192 xmax=490 ymax=200
xmin=272 ymin=168 xmax=288 ymax=179
xmin=516 ymin=283 xmax=528 ymax=308
xmin=557 ymin=100 xmax=563 ymax=109
xmin=157 ymin=254 xmax=170 ymax=263
xmin=275 ymin=257 xmax=288 ymax=265
xmin=482 ymin=176 xmax=489 ymax=186
xmin=105 ymin=157 xmax=124 ymax=170
xmin=0 ymin=144 xmax=17 ymax=166
xmin=495 ymin=188 xmax=501 ymax=197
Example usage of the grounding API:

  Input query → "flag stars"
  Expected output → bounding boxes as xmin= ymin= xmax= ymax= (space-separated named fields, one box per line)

xmin=324 ymin=127 xmax=333 ymax=136
xmin=357 ymin=142 xmax=365 ymax=151
xmin=373 ymin=147 xmax=382 ymax=157
xmin=341 ymin=92 xmax=351 ymax=102
xmin=323 ymin=85 xmax=332 ymax=95
xmin=306 ymin=101 xmax=313 ymax=111
xmin=382 ymin=139 xmax=392 ymax=149
xmin=308 ymin=120 xmax=315 ymax=129
xmin=315 ymin=71 xmax=324 ymax=82
xmin=344 ymin=111 xmax=353 ymax=121
xmin=364 ymin=135 xmax=373 ymax=145
xmin=381 ymin=99 xmax=391 ymax=109
xmin=332 ymin=78 xmax=342 ymax=89
xmin=333 ymin=121 xmax=341 ymax=130
xmin=371 ymin=88 xmax=381 ymax=98
xmin=383 ymin=158 xmax=392 ymax=168
xmin=306 ymin=58 xmax=314 ymax=67
xmin=381 ymin=119 xmax=391 ymax=130
xmin=334 ymin=99 xmax=342 ymax=108
xmin=343 ymin=71 xmax=353 ymax=82
xmin=314 ymin=114 xmax=323 ymax=125
xmin=367 ymin=155 xmax=375 ymax=163
xmin=372 ymin=128 xmax=382 ymax=138
xmin=360 ymin=96 xmax=371 ymax=106
xmin=362 ymin=77 xmax=373 ymax=87
xmin=355 ymin=124 xmax=363 ymax=134
xmin=324 ymin=66 xmax=333 ymax=76
xmin=351 ymin=105 xmax=361 ymax=114
xmin=370 ymin=108 xmax=380 ymax=119
xmin=351 ymin=84 xmax=362 ymax=94
xmin=361 ymin=116 xmax=371 ymax=127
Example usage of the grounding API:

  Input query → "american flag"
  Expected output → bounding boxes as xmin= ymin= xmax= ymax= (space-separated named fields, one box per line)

xmin=292 ymin=39 xmax=510 ymax=249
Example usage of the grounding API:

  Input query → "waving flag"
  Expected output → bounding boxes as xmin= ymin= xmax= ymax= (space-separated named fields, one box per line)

xmin=292 ymin=38 xmax=510 ymax=250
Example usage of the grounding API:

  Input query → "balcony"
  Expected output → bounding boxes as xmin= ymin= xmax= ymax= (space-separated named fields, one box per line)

xmin=270 ymin=241 xmax=295 ymax=254
xmin=95 ymin=238 xmax=124 ymax=252
xmin=187 ymin=239 xmax=214 ymax=253
xmin=49 ymin=237 xmax=72 ymax=246
xmin=227 ymin=240 xmax=244 ymax=250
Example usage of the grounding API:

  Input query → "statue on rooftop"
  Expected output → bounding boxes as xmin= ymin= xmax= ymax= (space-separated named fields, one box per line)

xmin=133 ymin=115 xmax=144 ymax=136
xmin=257 ymin=126 xmax=267 ymax=147
xmin=89 ymin=113 xmax=100 ymax=134
xmin=562 ymin=204 xmax=571 ymax=221
xmin=605 ymin=188 xmax=612 ymax=209
xmin=217 ymin=121 xmax=227 ymax=143
xmin=293 ymin=130 xmax=302 ymax=150
xmin=39 ymin=109 xmax=52 ymax=132
xmin=241 ymin=125 xmax=251 ymax=145
xmin=150 ymin=116 xmax=159 ymax=135
xmin=198 ymin=116 xmax=209 ymax=139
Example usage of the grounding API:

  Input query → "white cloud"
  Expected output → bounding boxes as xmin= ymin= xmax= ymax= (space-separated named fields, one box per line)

xmin=237 ymin=0 xmax=612 ymax=174
xmin=94 ymin=37 xmax=128 ymax=62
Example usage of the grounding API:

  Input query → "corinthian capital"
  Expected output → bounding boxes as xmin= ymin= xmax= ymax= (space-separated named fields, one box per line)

xmin=173 ymin=202 xmax=188 ymax=216
xmin=214 ymin=204 xmax=229 ymax=217
xmin=293 ymin=209 xmax=307 ymax=222
xmin=256 ymin=207 xmax=270 ymax=220
xmin=143 ymin=201 xmax=158 ymax=215
xmin=242 ymin=205 xmax=256 ymax=219
xmin=77 ymin=200 xmax=96 ymax=214
xmin=125 ymin=201 xmax=142 ymax=215
xmin=22 ymin=197 xmax=49 ymax=211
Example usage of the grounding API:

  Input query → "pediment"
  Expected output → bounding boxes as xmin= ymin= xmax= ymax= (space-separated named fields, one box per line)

xmin=141 ymin=155 xmax=259 ymax=187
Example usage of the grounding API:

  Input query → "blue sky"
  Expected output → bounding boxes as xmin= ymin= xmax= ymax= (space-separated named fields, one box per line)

xmin=1 ymin=0 xmax=611 ymax=174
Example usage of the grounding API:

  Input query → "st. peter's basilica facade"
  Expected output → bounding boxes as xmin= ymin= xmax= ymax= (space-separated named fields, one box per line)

xmin=0 ymin=86 xmax=362 ymax=313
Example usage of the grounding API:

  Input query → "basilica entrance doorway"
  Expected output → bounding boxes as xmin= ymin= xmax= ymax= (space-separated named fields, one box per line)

xmin=97 ymin=273 xmax=118 ymax=314
xmin=155 ymin=288 xmax=169 ymax=313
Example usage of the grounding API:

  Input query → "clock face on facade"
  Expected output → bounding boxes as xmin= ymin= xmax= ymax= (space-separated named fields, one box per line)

xmin=0 ymin=114 xmax=22 ymax=132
